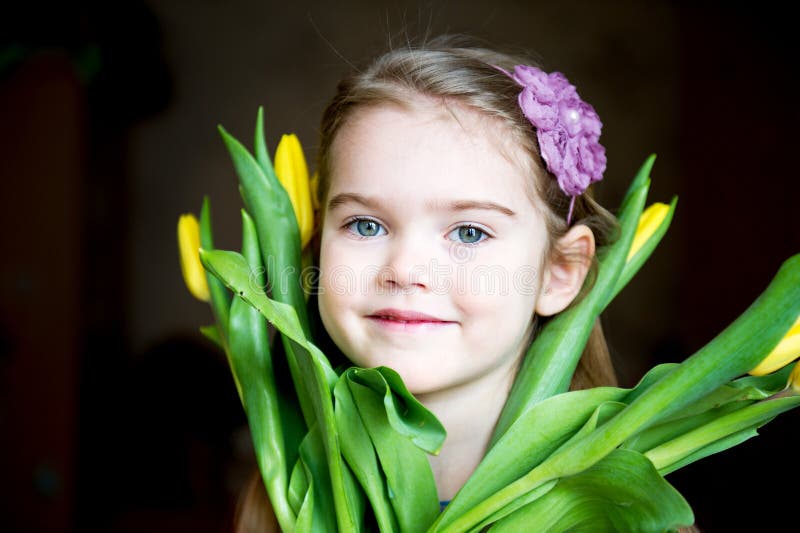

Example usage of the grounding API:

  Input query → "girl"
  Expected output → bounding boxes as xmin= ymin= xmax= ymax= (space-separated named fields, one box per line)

xmin=237 ymin=34 xmax=625 ymax=531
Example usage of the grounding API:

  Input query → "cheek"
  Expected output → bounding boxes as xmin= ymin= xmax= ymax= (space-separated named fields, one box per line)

xmin=319 ymin=237 xmax=370 ymax=301
xmin=457 ymin=285 xmax=538 ymax=327
xmin=456 ymin=251 xmax=542 ymax=308
xmin=317 ymin=231 xmax=378 ymax=337
xmin=316 ymin=243 xmax=359 ymax=363
xmin=318 ymin=237 xmax=351 ymax=322
xmin=452 ymin=253 xmax=542 ymax=351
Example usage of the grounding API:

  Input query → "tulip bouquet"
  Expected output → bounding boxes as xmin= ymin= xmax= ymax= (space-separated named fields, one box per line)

xmin=178 ymin=108 xmax=800 ymax=532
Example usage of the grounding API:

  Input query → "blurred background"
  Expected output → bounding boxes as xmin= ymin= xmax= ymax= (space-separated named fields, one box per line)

xmin=1 ymin=1 xmax=797 ymax=531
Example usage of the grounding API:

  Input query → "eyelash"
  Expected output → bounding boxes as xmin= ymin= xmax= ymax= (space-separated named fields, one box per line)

xmin=342 ymin=216 xmax=492 ymax=246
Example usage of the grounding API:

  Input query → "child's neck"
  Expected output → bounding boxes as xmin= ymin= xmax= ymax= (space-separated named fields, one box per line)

xmin=416 ymin=363 xmax=517 ymax=502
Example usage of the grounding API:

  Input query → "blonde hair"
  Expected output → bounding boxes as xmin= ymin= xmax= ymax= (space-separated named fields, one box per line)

xmin=317 ymin=34 xmax=619 ymax=390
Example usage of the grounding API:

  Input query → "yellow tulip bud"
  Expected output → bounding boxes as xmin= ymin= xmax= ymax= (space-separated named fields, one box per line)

xmin=748 ymin=316 xmax=800 ymax=376
xmin=275 ymin=133 xmax=314 ymax=248
xmin=178 ymin=214 xmax=210 ymax=302
xmin=789 ymin=362 xmax=800 ymax=394
xmin=627 ymin=202 xmax=671 ymax=262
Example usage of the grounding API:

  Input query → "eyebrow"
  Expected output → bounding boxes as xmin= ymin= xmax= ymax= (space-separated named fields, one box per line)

xmin=327 ymin=192 xmax=516 ymax=217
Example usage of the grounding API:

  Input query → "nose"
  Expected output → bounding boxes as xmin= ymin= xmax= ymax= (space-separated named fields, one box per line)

xmin=378 ymin=235 xmax=431 ymax=292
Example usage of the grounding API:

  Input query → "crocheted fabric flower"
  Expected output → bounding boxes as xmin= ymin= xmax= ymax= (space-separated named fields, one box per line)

xmin=511 ymin=65 xmax=606 ymax=205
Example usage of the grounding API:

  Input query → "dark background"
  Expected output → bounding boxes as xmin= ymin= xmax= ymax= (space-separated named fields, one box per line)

xmin=1 ymin=1 xmax=798 ymax=531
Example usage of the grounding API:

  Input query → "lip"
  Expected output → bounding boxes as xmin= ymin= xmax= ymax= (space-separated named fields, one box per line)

xmin=366 ymin=308 xmax=457 ymax=332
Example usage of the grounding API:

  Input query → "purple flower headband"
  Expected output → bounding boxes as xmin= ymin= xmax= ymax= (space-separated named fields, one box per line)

xmin=497 ymin=65 xmax=606 ymax=225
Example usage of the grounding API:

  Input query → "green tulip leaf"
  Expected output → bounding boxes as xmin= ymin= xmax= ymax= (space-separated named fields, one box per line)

xmin=567 ymin=401 xmax=627 ymax=443
xmin=225 ymin=210 xmax=297 ymax=531
xmin=288 ymin=456 xmax=309 ymax=516
xmin=335 ymin=366 xmax=446 ymax=532
xmin=622 ymin=365 xmax=794 ymax=455
xmin=347 ymin=377 xmax=440 ymax=533
xmin=294 ymin=482 xmax=314 ymax=533
xmin=254 ymin=106 xmax=278 ymax=182
xmin=340 ymin=446 xmax=367 ymax=532
xmin=465 ymin=400 xmax=629 ymax=531
xmin=659 ymin=428 xmax=758 ymax=477
xmin=201 ymin=247 xmax=362 ymax=531
xmin=218 ymin=123 xmax=316 ymax=433
xmin=622 ymin=365 xmax=795 ymax=454
xmin=229 ymin=296 xmax=296 ymax=529
xmin=440 ymin=361 xmax=685 ymax=532
xmin=434 ymin=387 xmax=628 ymax=532
xmin=488 ymin=449 xmax=693 ymax=533
xmin=622 ymin=363 xmax=678 ymax=404
xmin=241 ymin=208 xmax=307 ymax=458
xmin=297 ymin=425 xmax=336 ymax=532
xmin=218 ymin=124 xmax=309 ymax=334
xmin=351 ymin=367 xmax=446 ymax=455
xmin=645 ymin=395 xmax=800 ymax=473
xmin=199 ymin=196 xmax=232 ymax=339
xmin=334 ymin=376 xmax=398 ymax=532
xmin=622 ymin=401 xmax=748 ymax=455
xmin=198 ymin=324 xmax=222 ymax=349
xmin=200 ymin=247 xmax=334 ymax=382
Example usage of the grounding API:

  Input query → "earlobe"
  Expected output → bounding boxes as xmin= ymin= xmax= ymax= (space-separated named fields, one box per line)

xmin=535 ymin=224 xmax=596 ymax=317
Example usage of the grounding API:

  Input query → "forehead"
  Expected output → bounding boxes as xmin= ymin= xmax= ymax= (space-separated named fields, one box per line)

xmin=328 ymin=101 xmax=538 ymax=212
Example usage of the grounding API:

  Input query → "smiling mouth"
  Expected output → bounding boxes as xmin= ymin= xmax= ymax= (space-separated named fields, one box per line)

xmin=366 ymin=316 xmax=456 ymax=332
xmin=365 ymin=310 xmax=457 ymax=331
xmin=369 ymin=316 xmax=449 ymax=324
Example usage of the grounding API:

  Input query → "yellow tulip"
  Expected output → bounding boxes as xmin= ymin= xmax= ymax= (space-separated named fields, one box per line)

xmin=748 ymin=316 xmax=800 ymax=376
xmin=275 ymin=133 xmax=314 ymax=248
xmin=789 ymin=362 xmax=800 ymax=394
xmin=178 ymin=214 xmax=210 ymax=302
xmin=627 ymin=202 xmax=671 ymax=262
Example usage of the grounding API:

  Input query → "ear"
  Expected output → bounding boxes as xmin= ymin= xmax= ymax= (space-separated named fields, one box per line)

xmin=535 ymin=224 xmax=595 ymax=317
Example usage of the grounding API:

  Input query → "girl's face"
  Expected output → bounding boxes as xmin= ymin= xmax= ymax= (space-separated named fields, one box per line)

xmin=318 ymin=101 xmax=552 ymax=396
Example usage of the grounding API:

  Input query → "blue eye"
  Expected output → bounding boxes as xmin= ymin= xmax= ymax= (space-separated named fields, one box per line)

xmin=347 ymin=218 xmax=385 ymax=237
xmin=449 ymin=225 xmax=487 ymax=244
